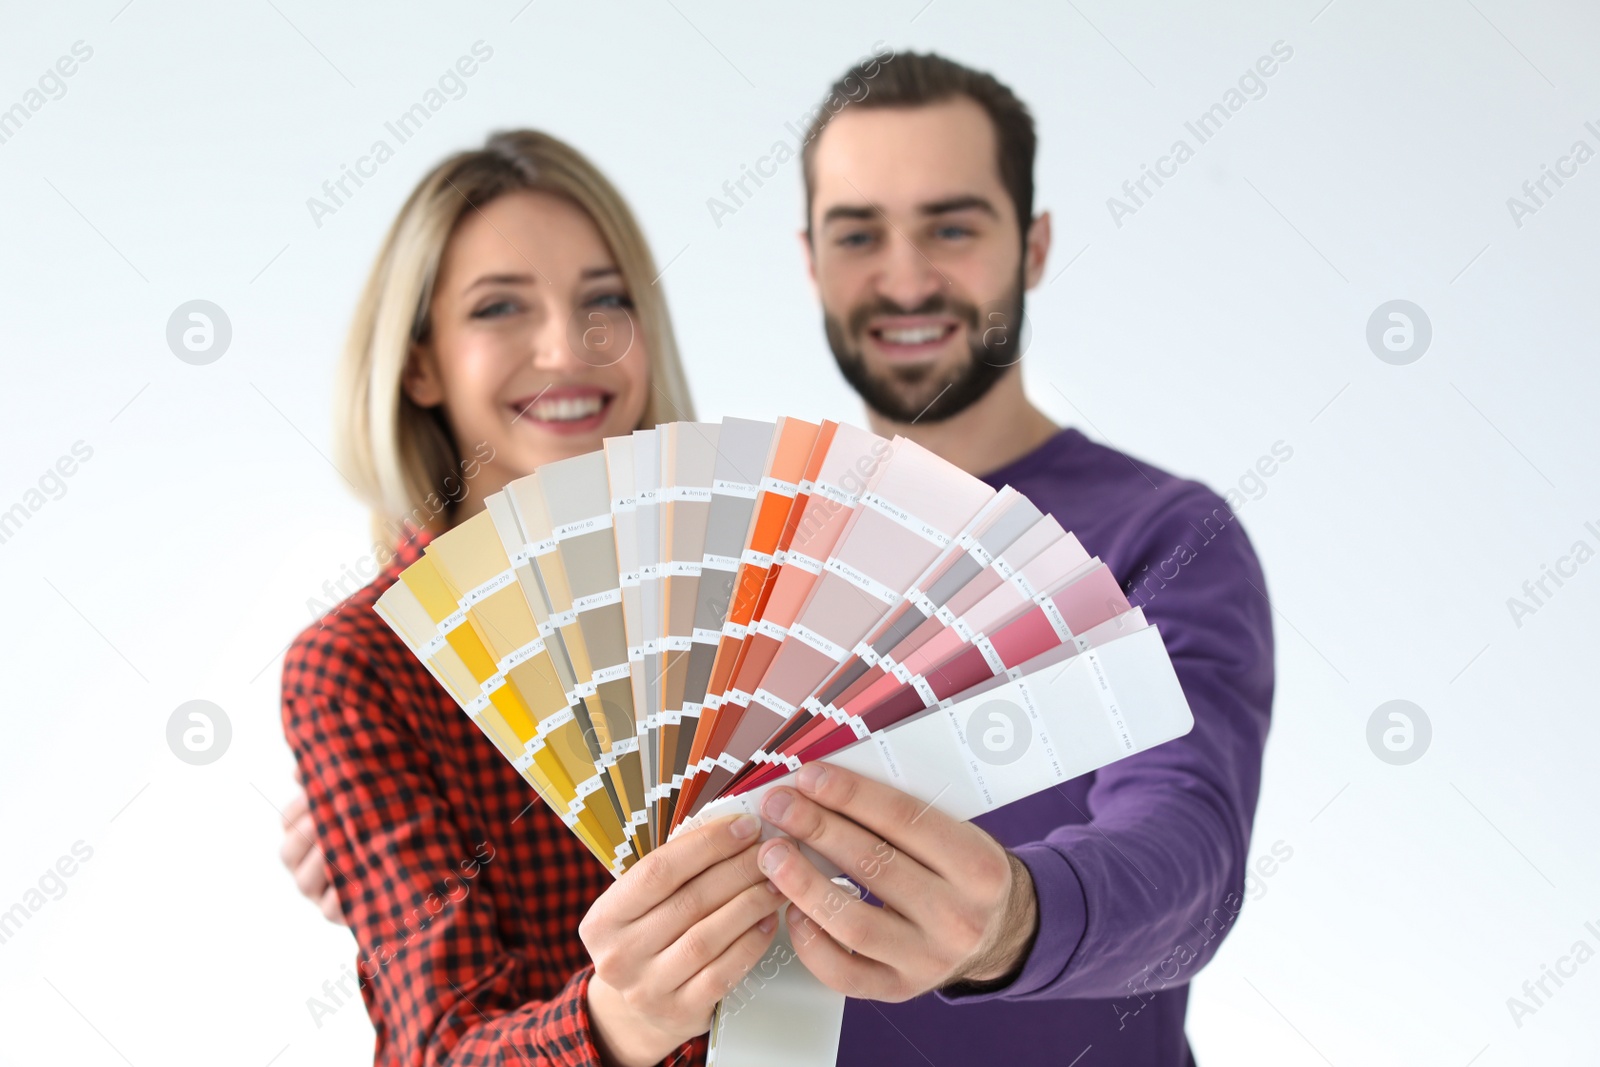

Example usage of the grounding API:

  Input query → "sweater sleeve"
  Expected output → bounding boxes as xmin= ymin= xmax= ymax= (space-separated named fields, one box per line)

xmin=940 ymin=483 xmax=1275 ymax=1009
xmin=281 ymin=624 xmax=704 ymax=1067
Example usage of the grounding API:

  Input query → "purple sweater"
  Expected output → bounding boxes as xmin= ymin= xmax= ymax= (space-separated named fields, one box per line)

xmin=836 ymin=426 xmax=1275 ymax=1066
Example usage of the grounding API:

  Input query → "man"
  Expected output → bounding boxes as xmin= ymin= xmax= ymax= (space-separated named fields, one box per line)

xmin=285 ymin=51 xmax=1273 ymax=1065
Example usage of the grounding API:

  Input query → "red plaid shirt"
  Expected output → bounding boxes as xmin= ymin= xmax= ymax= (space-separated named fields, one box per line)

xmin=282 ymin=527 xmax=707 ymax=1067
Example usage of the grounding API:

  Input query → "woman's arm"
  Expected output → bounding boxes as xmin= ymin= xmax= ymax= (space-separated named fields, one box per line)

xmin=283 ymin=619 xmax=782 ymax=1066
xmin=283 ymin=625 xmax=615 ymax=1065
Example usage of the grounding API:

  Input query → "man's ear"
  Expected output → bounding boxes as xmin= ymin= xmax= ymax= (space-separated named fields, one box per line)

xmin=797 ymin=227 xmax=818 ymax=295
xmin=402 ymin=341 xmax=445 ymax=408
xmin=1022 ymin=210 xmax=1053 ymax=291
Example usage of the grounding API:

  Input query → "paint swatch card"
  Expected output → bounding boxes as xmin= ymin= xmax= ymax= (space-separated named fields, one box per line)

xmin=370 ymin=417 xmax=1201 ymax=1066
xmin=682 ymin=417 xmax=818 ymax=811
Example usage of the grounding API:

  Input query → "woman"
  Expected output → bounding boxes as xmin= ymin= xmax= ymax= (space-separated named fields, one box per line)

xmin=280 ymin=130 xmax=782 ymax=1067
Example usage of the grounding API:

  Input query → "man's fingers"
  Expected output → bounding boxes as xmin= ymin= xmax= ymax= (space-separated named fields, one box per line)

xmin=758 ymin=787 xmax=933 ymax=918
xmin=634 ymin=840 xmax=768 ymax=953
xmin=791 ymin=763 xmax=970 ymax=881
xmin=680 ymin=910 xmax=783 ymax=1013
xmin=611 ymin=814 xmax=762 ymax=923
xmin=319 ymin=886 xmax=344 ymax=924
xmin=281 ymin=789 xmax=310 ymax=827
xmin=658 ymin=878 xmax=785 ymax=991
xmin=788 ymin=911 xmax=908 ymax=1002
xmin=293 ymin=839 xmax=330 ymax=900
xmin=280 ymin=814 xmax=316 ymax=870
xmin=757 ymin=837 xmax=914 ymax=962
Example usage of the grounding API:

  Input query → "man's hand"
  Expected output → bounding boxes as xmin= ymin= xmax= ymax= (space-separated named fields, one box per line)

xmin=580 ymin=813 xmax=784 ymax=1067
xmin=754 ymin=763 xmax=1039 ymax=1003
xmin=280 ymin=789 xmax=343 ymax=924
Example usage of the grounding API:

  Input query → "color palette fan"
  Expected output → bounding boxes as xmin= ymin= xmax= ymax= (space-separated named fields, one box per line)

xmin=373 ymin=417 xmax=1197 ymax=1064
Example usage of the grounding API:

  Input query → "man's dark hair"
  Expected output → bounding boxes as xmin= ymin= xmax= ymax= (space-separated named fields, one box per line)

xmin=800 ymin=51 xmax=1037 ymax=241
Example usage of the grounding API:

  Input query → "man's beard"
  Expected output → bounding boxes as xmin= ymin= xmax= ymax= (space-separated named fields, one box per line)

xmin=824 ymin=276 xmax=1027 ymax=425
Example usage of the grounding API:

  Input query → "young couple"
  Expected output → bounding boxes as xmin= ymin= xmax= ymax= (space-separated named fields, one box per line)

xmin=279 ymin=50 xmax=1275 ymax=1067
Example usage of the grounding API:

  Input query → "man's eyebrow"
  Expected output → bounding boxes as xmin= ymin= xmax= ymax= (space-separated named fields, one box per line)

xmin=919 ymin=195 xmax=999 ymax=219
xmin=819 ymin=195 xmax=1000 ymax=227
xmin=820 ymin=204 xmax=878 ymax=227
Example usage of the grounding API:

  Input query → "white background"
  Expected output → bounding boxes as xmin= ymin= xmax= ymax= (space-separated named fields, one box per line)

xmin=1 ymin=1 xmax=1596 ymax=1064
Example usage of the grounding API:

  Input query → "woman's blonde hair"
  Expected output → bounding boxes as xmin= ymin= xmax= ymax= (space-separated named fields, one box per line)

xmin=334 ymin=129 xmax=694 ymax=544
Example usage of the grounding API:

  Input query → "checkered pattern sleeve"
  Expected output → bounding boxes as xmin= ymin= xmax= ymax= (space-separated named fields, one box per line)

xmin=280 ymin=563 xmax=707 ymax=1067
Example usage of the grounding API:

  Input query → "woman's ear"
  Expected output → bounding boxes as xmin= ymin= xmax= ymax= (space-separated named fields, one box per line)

xmin=402 ymin=341 xmax=445 ymax=408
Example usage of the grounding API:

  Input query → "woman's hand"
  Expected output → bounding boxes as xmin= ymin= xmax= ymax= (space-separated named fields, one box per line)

xmin=279 ymin=789 xmax=343 ymax=924
xmin=580 ymin=813 xmax=783 ymax=1067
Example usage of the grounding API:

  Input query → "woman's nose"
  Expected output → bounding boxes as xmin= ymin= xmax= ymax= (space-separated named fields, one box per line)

xmin=529 ymin=302 xmax=585 ymax=372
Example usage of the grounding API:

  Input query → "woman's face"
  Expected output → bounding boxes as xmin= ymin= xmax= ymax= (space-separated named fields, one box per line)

xmin=404 ymin=189 xmax=651 ymax=508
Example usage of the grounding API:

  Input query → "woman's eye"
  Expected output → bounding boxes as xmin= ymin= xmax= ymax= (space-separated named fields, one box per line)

xmin=470 ymin=299 xmax=520 ymax=319
xmin=589 ymin=292 xmax=634 ymax=309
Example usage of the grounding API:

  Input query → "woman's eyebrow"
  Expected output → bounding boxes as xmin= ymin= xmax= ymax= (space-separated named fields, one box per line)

xmin=580 ymin=266 xmax=621 ymax=280
xmin=463 ymin=272 xmax=537 ymax=293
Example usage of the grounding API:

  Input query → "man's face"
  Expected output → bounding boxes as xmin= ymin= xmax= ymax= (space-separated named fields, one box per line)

xmin=806 ymin=97 xmax=1030 ymax=424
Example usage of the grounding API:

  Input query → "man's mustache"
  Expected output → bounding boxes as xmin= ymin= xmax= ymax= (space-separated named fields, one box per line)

xmin=847 ymin=297 xmax=978 ymax=337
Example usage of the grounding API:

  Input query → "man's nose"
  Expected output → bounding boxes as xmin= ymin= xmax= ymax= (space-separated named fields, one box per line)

xmin=874 ymin=231 xmax=946 ymax=312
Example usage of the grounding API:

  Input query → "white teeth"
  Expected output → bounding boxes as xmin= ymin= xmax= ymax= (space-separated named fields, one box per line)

xmin=879 ymin=325 xmax=946 ymax=345
xmin=525 ymin=395 xmax=604 ymax=422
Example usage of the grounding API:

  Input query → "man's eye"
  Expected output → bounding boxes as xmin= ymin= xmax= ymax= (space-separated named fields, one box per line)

xmin=836 ymin=231 xmax=874 ymax=249
xmin=935 ymin=225 xmax=973 ymax=240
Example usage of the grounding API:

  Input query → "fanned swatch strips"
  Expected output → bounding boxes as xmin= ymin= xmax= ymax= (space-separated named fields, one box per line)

xmin=375 ymin=418 xmax=1194 ymax=877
